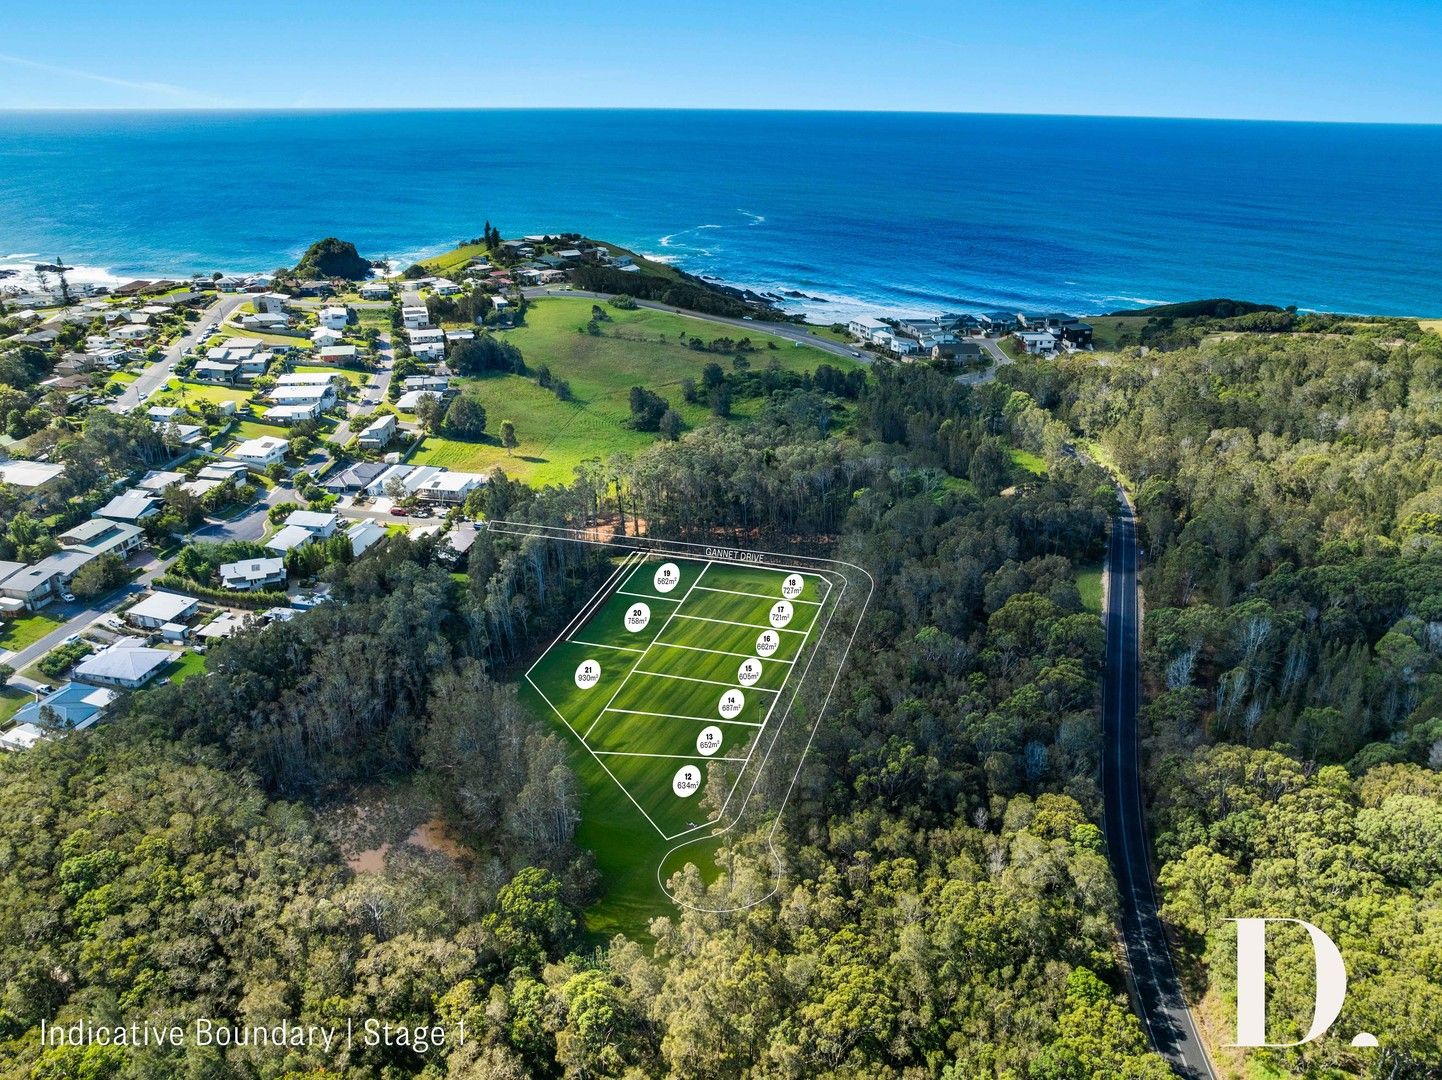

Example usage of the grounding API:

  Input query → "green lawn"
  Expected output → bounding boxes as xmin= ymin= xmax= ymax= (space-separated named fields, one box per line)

xmin=1085 ymin=316 xmax=1153 ymax=351
xmin=1009 ymin=448 xmax=1047 ymax=477
xmin=412 ymin=298 xmax=860 ymax=486
xmin=0 ymin=687 xmax=29 ymax=726
xmin=165 ymin=650 xmax=208 ymax=684
xmin=417 ymin=243 xmax=491 ymax=275
xmin=1075 ymin=563 xmax=1105 ymax=615
xmin=0 ymin=613 xmax=63 ymax=651
xmin=523 ymin=553 xmax=833 ymax=937
xmin=170 ymin=380 xmax=256 ymax=407
xmin=108 ymin=370 xmax=138 ymax=385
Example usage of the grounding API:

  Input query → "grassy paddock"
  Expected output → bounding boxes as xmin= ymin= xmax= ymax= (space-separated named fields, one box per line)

xmin=411 ymin=297 xmax=858 ymax=487
xmin=524 ymin=553 xmax=832 ymax=936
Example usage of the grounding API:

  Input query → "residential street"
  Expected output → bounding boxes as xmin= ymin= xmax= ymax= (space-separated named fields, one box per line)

xmin=1102 ymin=490 xmax=1217 ymax=1080
xmin=110 ymin=293 xmax=248 ymax=411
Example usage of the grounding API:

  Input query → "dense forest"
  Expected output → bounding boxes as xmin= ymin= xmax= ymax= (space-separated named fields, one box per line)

xmin=0 ymin=360 xmax=1177 ymax=1078
xmin=1012 ymin=326 xmax=1442 ymax=1077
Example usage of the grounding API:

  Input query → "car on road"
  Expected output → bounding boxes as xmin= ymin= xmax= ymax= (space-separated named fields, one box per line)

xmin=61 ymin=633 xmax=80 ymax=645
xmin=388 ymin=506 xmax=408 ymax=516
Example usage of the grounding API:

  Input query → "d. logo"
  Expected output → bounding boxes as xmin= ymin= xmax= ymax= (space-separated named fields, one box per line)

xmin=1228 ymin=918 xmax=1376 ymax=1048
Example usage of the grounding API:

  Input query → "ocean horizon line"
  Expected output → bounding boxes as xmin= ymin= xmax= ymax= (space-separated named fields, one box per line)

xmin=1 ymin=105 xmax=1439 ymax=128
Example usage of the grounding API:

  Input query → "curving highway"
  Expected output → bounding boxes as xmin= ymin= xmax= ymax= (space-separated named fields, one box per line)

xmin=1103 ymin=492 xmax=1217 ymax=1080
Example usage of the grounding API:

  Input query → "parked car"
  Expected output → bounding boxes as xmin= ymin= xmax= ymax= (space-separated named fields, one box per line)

xmin=33 ymin=684 xmax=54 ymax=695
xmin=388 ymin=506 xmax=408 ymax=516
xmin=61 ymin=633 xmax=79 ymax=645
xmin=60 ymin=592 xmax=76 ymax=603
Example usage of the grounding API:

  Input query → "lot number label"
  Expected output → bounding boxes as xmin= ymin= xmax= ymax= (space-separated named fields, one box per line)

xmin=673 ymin=766 xmax=702 ymax=798
xmin=697 ymin=726 xmax=723 ymax=756
xmin=654 ymin=562 xmax=681 ymax=593
xmin=782 ymin=573 xmax=805 ymax=599
xmin=737 ymin=658 xmax=763 ymax=686
xmin=718 ymin=690 xmax=746 ymax=719
xmin=624 ymin=602 xmax=651 ymax=632
xmin=574 ymin=660 xmax=601 ymax=689
xmin=769 ymin=600 xmax=794 ymax=628
xmin=755 ymin=630 xmax=780 ymax=657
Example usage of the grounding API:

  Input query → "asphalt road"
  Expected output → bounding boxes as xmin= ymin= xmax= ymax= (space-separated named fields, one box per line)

xmin=110 ymin=293 xmax=249 ymax=412
xmin=1103 ymin=493 xmax=1217 ymax=1080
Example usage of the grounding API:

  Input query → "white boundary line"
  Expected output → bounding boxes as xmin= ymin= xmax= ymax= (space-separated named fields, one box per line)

xmin=646 ymin=640 xmax=798 ymax=665
xmin=692 ymin=584 xmax=823 ymax=606
xmin=603 ymin=707 xmax=762 ymax=728
xmin=567 ymin=639 xmax=646 ymax=654
xmin=632 ymin=669 xmax=782 ymax=692
xmin=583 ymin=561 xmax=713 ymax=739
xmin=671 ymin=613 xmax=809 ymax=635
xmin=526 ymin=551 xmax=641 ymax=680
xmin=595 ymin=750 xmax=749 ymax=763
xmin=617 ymin=589 xmax=684 ymax=603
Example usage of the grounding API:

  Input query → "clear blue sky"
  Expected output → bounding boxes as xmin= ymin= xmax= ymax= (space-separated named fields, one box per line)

xmin=1 ymin=0 xmax=1438 ymax=123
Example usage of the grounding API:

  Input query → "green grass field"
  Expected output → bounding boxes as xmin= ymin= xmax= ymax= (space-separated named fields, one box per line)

xmin=1075 ymin=563 xmax=1104 ymax=615
xmin=0 ymin=687 xmax=29 ymax=726
xmin=416 ymin=243 xmax=490 ymax=275
xmin=0 ymin=613 xmax=63 ymax=651
xmin=165 ymin=650 xmax=208 ymax=684
xmin=170 ymin=380 xmax=255 ymax=407
xmin=1009 ymin=448 xmax=1047 ymax=477
xmin=412 ymin=297 xmax=859 ymax=486
xmin=522 ymin=551 xmax=836 ymax=935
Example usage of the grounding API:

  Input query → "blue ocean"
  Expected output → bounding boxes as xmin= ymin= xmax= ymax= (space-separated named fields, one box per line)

xmin=1 ymin=109 xmax=1439 ymax=318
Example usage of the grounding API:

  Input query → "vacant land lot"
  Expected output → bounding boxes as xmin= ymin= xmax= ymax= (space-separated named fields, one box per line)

xmin=0 ymin=613 xmax=63 ymax=652
xmin=412 ymin=297 xmax=857 ymax=486
xmin=523 ymin=551 xmax=834 ymax=934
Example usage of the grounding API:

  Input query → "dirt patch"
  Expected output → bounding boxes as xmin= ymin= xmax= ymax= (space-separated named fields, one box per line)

xmin=405 ymin=816 xmax=468 ymax=861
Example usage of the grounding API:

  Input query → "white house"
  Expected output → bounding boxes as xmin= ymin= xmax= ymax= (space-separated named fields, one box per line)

xmin=1016 ymin=331 xmax=1058 ymax=356
xmin=219 ymin=556 xmax=287 ymax=591
xmin=410 ymin=340 xmax=446 ymax=361
xmin=444 ymin=329 xmax=474 ymax=343
xmin=229 ymin=435 xmax=289 ymax=468
xmin=359 ymin=282 xmax=392 ymax=300
xmin=318 ymin=305 xmax=350 ymax=331
xmin=269 ymin=382 xmax=336 ymax=408
xmin=254 ymin=292 xmax=290 ymax=315
xmin=395 ymin=389 xmax=442 ymax=411
xmin=96 ymin=489 xmax=163 ymax=523
xmin=112 ymin=323 xmax=152 ymax=342
xmin=265 ymin=403 xmax=323 ymax=424
xmin=431 ymin=278 xmax=461 ymax=295
xmin=276 ymin=371 xmax=344 ymax=387
xmin=127 ymin=590 xmax=200 ymax=630
xmin=407 ymin=327 xmax=445 ymax=345
xmin=265 ymin=524 xmax=319 ymax=553
xmin=73 ymin=642 xmax=171 ymax=690
xmin=401 ymin=306 xmax=430 ymax=330
xmin=311 ymin=326 xmax=344 ymax=347
xmin=282 ymin=509 xmax=340 ymax=537
xmin=358 ymin=414 xmax=397 ymax=449
xmin=847 ymin=315 xmax=889 ymax=340
xmin=58 ymin=517 xmax=145 ymax=559
xmin=346 ymin=519 xmax=386 ymax=556
xmin=0 ymin=461 xmax=66 ymax=491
